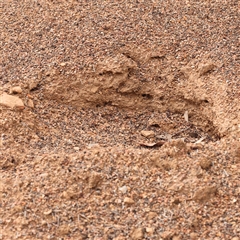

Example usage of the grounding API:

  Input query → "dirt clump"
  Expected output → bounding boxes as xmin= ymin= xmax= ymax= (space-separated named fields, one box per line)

xmin=199 ymin=157 xmax=212 ymax=170
xmin=192 ymin=185 xmax=218 ymax=203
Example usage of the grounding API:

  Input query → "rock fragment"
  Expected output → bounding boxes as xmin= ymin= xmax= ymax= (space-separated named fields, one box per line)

xmin=184 ymin=110 xmax=188 ymax=122
xmin=198 ymin=62 xmax=215 ymax=76
xmin=62 ymin=187 xmax=82 ymax=200
xmin=114 ymin=234 xmax=126 ymax=240
xmin=147 ymin=211 xmax=157 ymax=220
xmin=124 ymin=197 xmax=135 ymax=205
xmin=10 ymin=86 xmax=22 ymax=94
xmin=27 ymin=99 xmax=34 ymax=108
xmin=189 ymin=232 xmax=198 ymax=239
xmin=57 ymin=224 xmax=71 ymax=235
xmin=43 ymin=209 xmax=52 ymax=215
xmin=131 ymin=228 xmax=144 ymax=239
xmin=193 ymin=185 xmax=217 ymax=203
xmin=199 ymin=158 xmax=212 ymax=170
xmin=88 ymin=173 xmax=102 ymax=189
xmin=119 ymin=185 xmax=128 ymax=194
xmin=0 ymin=92 xmax=24 ymax=109
xmin=60 ymin=62 xmax=67 ymax=67
xmin=28 ymin=80 xmax=39 ymax=91
xmin=141 ymin=130 xmax=155 ymax=138
xmin=172 ymin=236 xmax=182 ymax=240
xmin=160 ymin=231 xmax=174 ymax=239
xmin=145 ymin=227 xmax=154 ymax=235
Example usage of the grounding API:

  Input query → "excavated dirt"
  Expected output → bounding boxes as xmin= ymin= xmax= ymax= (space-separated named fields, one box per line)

xmin=1 ymin=1 xmax=240 ymax=239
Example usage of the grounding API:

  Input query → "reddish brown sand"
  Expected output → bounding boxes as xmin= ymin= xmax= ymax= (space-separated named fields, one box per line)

xmin=1 ymin=1 xmax=239 ymax=239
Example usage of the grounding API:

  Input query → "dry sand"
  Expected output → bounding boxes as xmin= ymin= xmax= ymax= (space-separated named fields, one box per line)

xmin=1 ymin=1 xmax=240 ymax=239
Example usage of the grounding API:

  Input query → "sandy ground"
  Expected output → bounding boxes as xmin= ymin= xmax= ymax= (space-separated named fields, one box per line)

xmin=1 ymin=1 xmax=240 ymax=239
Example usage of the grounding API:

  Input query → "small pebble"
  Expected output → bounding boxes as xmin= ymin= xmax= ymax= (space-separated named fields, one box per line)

xmin=11 ymin=86 xmax=22 ymax=94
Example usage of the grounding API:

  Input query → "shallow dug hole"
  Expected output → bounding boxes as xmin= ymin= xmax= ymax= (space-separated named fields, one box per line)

xmin=1 ymin=95 xmax=219 ymax=157
xmin=20 ymin=88 xmax=221 ymax=155
xmin=39 ymin=56 xmax=227 ymax=151
xmin=43 ymin=52 xmax=239 ymax=143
